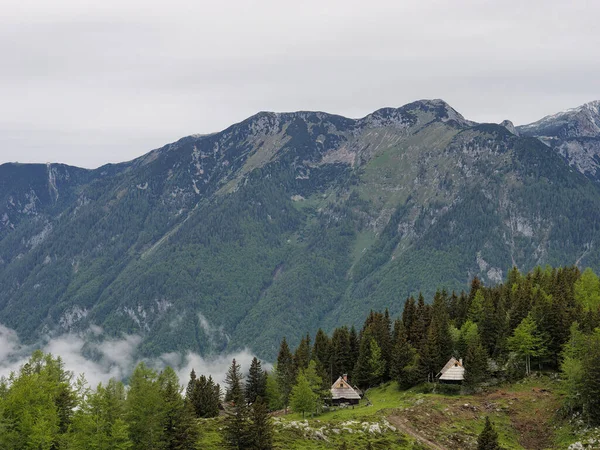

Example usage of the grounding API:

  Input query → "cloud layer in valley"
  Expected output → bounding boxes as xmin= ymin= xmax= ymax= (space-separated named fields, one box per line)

xmin=0 ymin=323 xmax=259 ymax=389
xmin=1 ymin=0 xmax=599 ymax=167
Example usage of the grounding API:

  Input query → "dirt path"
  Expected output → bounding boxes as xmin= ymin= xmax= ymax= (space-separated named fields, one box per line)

xmin=387 ymin=415 xmax=448 ymax=450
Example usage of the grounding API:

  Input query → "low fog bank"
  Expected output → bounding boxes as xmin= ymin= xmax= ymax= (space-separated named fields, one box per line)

xmin=0 ymin=323 xmax=262 ymax=388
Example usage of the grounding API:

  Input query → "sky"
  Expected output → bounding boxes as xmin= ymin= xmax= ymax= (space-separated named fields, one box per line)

xmin=1 ymin=0 xmax=599 ymax=168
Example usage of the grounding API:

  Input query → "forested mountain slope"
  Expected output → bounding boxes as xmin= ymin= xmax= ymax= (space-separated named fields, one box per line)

xmin=1 ymin=99 xmax=600 ymax=359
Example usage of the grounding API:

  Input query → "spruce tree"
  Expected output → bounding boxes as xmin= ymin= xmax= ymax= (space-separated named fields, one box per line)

xmin=390 ymin=326 xmax=419 ymax=389
xmin=223 ymin=359 xmax=249 ymax=449
xmin=477 ymin=416 xmax=501 ymax=450
xmin=331 ymin=327 xmax=352 ymax=381
xmin=294 ymin=333 xmax=312 ymax=372
xmin=245 ymin=357 xmax=267 ymax=405
xmin=276 ymin=338 xmax=295 ymax=409
xmin=348 ymin=326 xmax=360 ymax=372
xmin=353 ymin=329 xmax=383 ymax=389
xmin=420 ymin=291 xmax=453 ymax=382
xmin=185 ymin=369 xmax=197 ymax=404
xmin=248 ymin=397 xmax=273 ymax=450
xmin=463 ymin=331 xmax=489 ymax=388
xmin=402 ymin=296 xmax=417 ymax=342
xmin=312 ymin=328 xmax=332 ymax=382
xmin=225 ymin=359 xmax=244 ymax=403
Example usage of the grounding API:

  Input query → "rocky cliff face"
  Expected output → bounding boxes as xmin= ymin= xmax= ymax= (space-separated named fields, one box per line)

xmin=2 ymin=99 xmax=600 ymax=358
xmin=519 ymin=100 xmax=600 ymax=181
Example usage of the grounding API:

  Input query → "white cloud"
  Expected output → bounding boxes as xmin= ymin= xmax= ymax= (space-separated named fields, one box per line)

xmin=0 ymin=323 xmax=265 ymax=389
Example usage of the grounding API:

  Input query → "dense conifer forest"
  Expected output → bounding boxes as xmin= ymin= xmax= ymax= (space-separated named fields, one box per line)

xmin=1 ymin=265 xmax=600 ymax=448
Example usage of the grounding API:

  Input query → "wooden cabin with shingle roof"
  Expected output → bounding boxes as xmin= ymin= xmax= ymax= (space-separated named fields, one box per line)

xmin=437 ymin=357 xmax=465 ymax=383
xmin=330 ymin=374 xmax=362 ymax=405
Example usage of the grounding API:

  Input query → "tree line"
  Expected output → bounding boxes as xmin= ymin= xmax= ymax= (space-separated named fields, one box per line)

xmin=268 ymin=266 xmax=600 ymax=424
xmin=2 ymin=265 xmax=600 ymax=449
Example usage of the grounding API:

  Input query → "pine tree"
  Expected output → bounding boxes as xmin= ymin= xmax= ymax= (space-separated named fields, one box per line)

xmin=420 ymin=291 xmax=453 ymax=382
xmin=225 ymin=359 xmax=244 ymax=403
xmin=223 ymin=359 xmax=250 ymax=449
xmin=294 ymin=333 xmax=312 ymax=372
xmin=353 ymin=329 xmax=384 ymax=389
xmin=245 ymin=357 xmax=267 ymax=405
xmin=479 ymin=293 xmax=501 ymax=357
xmin=331 ymin=327 xmax=352 ymax=382
xmin=391 ymin=334 xmax=420 ymax=389
xmin=276 ymin=338 xmax=295 ymax=409
xmin=312 ymin=328 xmax=331 ymax=382
xmin=463 ymin=331 xmax=489 ymax=388
xmin=158 ymin=366 xmax=199 ymax=450
xmin=477 ymin=416 xmax=501 ymax=450
xmin=411 ymin=294 xmax=431 ymax=353
xmin=348 ymin=326 xmax=360 ymax=372
xmin=248 ymin=397 xmax=273 ymax=450
xmin=402 ymin=296 xmax=417 ymax=341
xmin=185 ymin=369 xmax=197 ymax=404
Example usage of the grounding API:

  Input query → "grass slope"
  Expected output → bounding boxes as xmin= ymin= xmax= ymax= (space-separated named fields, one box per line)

xmin=198 ymin=375 xmax=599 ymax=449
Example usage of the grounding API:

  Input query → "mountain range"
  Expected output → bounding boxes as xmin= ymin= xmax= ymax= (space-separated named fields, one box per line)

xmin=1 ymin=99 xmax=600 ymax=359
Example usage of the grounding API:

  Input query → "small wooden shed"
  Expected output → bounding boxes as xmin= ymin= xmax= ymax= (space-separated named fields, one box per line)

xmin=330 ymin=374 xmax=362 ymax=405
xmin=437 ymin=357 xmax=465 ymax=384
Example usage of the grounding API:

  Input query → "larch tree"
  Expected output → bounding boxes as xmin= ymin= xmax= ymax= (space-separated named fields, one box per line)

xmin=507 ymin=314 xmax=546 ymax=375
xmin=289 ymin=373 xmax=316 ymax=418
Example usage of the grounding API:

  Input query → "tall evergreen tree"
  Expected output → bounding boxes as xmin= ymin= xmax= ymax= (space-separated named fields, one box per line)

xmin=245 ymin=357 xmax=267 ymax=405
xmin=225 ymin=359 xmax=244 ymax=404
xmin=312 ymin=328 xmax=332 ymax=383
xmin=248 ymin=397 xmax=273 ymax=450
xmin=275 ymin=338 xmax=295 ymax=409
xmin=331 ymin=327 xmax=352 ymax=382
xmin=158 ymin=367 xmax=199 ymax=450
xmin=402 ymin=296 xmax=417 ymax=343
xmin=463 ymin=330 xmax=489 ymax=388
xmin=294 ymin=333 xmax=311 ymax=372
xmin=223 ymin=359 xmax=250 ymax=449
xmin=420 ymin=291 xmax=453 ymax=382
xmin=353 ymin=329 xmax=384 ymax=389
xmin=390 ymin=323 xmax=420 ymax=389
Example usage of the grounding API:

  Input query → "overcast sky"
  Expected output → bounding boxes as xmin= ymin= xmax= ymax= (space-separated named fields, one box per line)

xmin=1 ymin=0 xmax=599 ymax=168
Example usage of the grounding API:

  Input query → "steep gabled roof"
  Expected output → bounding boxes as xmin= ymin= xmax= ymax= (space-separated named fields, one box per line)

xmin=330 ymin=376 xmax=361 ymax=400
xmin=438 ymin=357 xmax=465 ymax=381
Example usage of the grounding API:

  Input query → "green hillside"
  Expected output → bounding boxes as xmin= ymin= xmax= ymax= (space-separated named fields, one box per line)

xmin=2 ymin=100 xmax=600 ymax=359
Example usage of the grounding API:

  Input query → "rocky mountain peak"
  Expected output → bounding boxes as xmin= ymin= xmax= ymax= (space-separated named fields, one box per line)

xmin=500 ymin=120 xmax=519 ymax=136
xmin=518 ymin=100 xmax=600 ymax=139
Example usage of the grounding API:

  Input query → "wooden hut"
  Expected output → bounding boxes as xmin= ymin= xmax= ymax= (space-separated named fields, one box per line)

xmin=330 ymin=374 xmax=361 ymax=405
xmin=437 ymin=357 xmax=465 ymax=384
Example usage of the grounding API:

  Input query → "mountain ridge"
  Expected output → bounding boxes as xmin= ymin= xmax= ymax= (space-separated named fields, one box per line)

xmin=1 ymin=98 xmax=600 ymax=359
